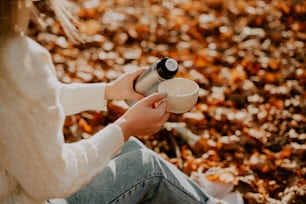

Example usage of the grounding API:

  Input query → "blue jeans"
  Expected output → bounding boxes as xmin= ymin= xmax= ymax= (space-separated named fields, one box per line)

xmin=67 ymin=137 xmax=210 ymax=204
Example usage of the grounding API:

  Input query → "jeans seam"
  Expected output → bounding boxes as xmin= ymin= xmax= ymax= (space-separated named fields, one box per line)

xmin=161 ymin=176 xmax=205 ymax=203
xmin=110 ymin=172 xmax=205 ymax=204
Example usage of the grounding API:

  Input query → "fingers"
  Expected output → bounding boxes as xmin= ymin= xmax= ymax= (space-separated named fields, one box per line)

xmin=161 ymin=111 xmax=170 ymax=124
xmin=145 ymin=93 xmax=169 ymax=121
xmin=144 ymin=92 xmax=167 ymax=106
xmin=128 ymin=68 xmax=147 ymax=101
xmin=131 ymin=68 xmax=146 ymax=79
xmin=157 ymin=100 xmax=170 ymax=122
xmin=132 ymin=92 xmax=145 ymax=101
xmin=150 ymin=96 xmax=170 ymax=125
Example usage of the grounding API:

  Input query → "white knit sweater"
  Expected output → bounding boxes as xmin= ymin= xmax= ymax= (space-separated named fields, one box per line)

xmin=0 ymin=36 xmax=124 ymax=203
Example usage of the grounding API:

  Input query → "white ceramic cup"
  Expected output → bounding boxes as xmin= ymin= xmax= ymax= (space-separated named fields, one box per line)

xmin=158 ymin=78 xmax=199 ymax=114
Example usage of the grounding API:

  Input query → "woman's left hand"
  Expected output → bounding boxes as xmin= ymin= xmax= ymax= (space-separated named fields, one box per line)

xmin=105 ymin=68 xmax=146 ymax=101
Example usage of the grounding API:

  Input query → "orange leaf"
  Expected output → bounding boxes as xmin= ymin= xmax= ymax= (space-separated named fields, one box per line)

xmin=278 ymin=146 xmax=292 ymax=159
xmin=78 ymin=118 xmax=92 ymax=133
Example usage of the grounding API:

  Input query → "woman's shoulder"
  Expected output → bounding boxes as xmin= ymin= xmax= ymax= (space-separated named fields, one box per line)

xmin=4 ymin=35 xmax=48 ymax=56
xmin=1 ymin=35 xmax=54 ymax=75
xmin=0 ymin=35 xmax=58 ymax=109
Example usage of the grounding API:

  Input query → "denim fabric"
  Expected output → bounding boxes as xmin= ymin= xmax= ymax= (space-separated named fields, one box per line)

xmin=67 ymin=137 xmax=210 ymax=204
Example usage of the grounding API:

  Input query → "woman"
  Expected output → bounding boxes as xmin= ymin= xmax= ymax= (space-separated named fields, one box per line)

xmin=0 ymin=0 xmax=243 ymax=203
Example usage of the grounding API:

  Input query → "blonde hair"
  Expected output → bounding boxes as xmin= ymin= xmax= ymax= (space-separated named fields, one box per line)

xmin=50 ymin=0 xmax=83 ymax=43
xmin=0 ymin=0 xmax=82 ymax=46
xmin=0 ymin=0 xmax=18 ymax=45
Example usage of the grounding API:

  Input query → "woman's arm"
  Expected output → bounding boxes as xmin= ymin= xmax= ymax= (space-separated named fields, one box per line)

xmin=0 ymin=36 xmax=124 ymax=200
xmin=0 ymin=36 xmax=168 ymax=201
xmin=104 ymin=68 xmax=145 ymax=101
xmin=0 ymin=104 xmax=124 ymax=201
xmin=58 ymin=68 xmax=145 ymax=116
xmin=0 ymin=86 xmax=169 ymax=202
xmin=58 ymin=82 xmax=107 ymax=116
xmin=0 ymin=79 xmax=169 ymax=202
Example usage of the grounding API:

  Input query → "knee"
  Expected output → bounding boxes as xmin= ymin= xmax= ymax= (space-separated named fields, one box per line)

xmin=128 ymin=137 xmax=146 ymax=148
xmin=126 ymin=137 xmax=148 ymax=151
xmin=119 ymin=137 xmax=147 ymax=155
xmin=119 ymin=143 xmax=168 ymax=178
xmin=139 ymin=148 xmax=165 ymax=171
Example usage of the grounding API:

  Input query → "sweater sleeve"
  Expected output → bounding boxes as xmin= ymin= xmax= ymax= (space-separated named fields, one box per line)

xmin=1 ymin=108 xmax=124 ymax=201
xmin=0 ymin=36 xmax=125 ymax=201
xmin=58 ymin=82 xmax=108 ymax=116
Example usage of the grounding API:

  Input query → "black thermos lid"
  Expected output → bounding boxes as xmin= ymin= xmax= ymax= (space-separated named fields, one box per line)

xmin=156 ymin=57 xmax=178 ymax=79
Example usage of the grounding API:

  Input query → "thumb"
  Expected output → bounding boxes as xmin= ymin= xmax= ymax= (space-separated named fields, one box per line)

xmin=144 ymin=93 xmax=167 ymax=106
xmin=131 ymin=68 xmax=146 ymax=79
xmin=132 ymin=92 xmax=145 ymax=101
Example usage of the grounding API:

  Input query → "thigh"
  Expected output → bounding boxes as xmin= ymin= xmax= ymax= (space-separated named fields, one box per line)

xmin=117 ymin=136 xmax=147 ymax=155
xmin=68 ymin=138 xmax=209 ymax=204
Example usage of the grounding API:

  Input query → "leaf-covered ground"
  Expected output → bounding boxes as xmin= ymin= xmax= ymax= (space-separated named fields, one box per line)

xmin=29 ymin=0 xmax=305 ymax=203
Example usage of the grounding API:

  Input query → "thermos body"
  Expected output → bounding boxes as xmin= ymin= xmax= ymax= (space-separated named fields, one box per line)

xmin=134 ymin=61 xmax=161 ymax=96
xmin=126 ymin=57 xmax=178 ymax=106
xmin=134 ymin=57 xmax=178 ymax=96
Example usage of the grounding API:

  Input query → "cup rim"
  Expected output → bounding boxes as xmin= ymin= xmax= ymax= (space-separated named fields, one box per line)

xmin=158 ymin=77 xmax=199 ymax=97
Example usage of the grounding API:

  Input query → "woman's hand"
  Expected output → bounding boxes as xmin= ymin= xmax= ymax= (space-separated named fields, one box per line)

xmin=105 ymin=68 xmax=146 ymax=101
xmin=114 ymin=93 xmax=170 ymax=141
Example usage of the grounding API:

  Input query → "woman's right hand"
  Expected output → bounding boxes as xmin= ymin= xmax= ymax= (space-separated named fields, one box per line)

xmin=105 ymin=68 xmax=146 ymax=101
xmin=114 ymin=93 xmax=170 ymax=141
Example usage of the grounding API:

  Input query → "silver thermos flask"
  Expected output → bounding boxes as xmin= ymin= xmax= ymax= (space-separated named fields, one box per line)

xmin=126 ymin=57 xmax=179 ymax=106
